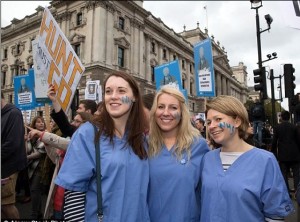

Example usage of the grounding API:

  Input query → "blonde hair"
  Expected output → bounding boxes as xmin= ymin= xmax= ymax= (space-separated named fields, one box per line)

xmin=206 ymin=95 xmax=249 ymax=139
xmin=148 ymin=86 xmax=200 ymax=159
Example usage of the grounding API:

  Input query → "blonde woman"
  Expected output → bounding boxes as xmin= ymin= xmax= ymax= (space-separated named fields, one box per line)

xmin=148 ymin=86 xmax=209 ymax=221
xmin=200 ymin=95 xmax=294 ymax=221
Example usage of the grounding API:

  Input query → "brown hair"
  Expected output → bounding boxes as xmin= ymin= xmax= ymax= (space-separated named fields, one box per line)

xmin=30 ymin=116 xmax=46 ymax=130
xmin=79 ymin=99 xmax=97 ymax=114
xmin=92 ymin=72 xmax=147 ymax=159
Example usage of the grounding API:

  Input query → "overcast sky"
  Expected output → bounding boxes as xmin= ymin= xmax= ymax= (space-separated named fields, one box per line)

xmin=1 ymin=1 xmax=299 ymax=110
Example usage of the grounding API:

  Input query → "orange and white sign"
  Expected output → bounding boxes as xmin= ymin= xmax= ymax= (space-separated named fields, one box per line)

xmin=33 ymin=7 xmax=85 ymax=112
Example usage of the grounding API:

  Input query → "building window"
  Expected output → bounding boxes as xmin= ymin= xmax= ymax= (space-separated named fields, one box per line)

xmin=119 ymin=17 xmax=125 ymax=30
xmin=162 ymin=49 xmax=167 ymax=59
xmin=173 ymin=54 xmax=176 ymax=60
xmin=37 ymin=111 xmax=43 ymax=117
xmin=74 ymin=44 xmax=80 ymax=57
xmin=4 ymin=49 xmax=7 ymax=59
xmin=1 ymin=71 xmax=6 ymax=87
xmin=77 ymin=12 xmax=82 ymax=26
xmin=190 ymin=63 xmax=193 ymax=73
xmin=151 ymin=66 xmax=155 ymax=82
xmin=190 ymin=81 xmax=193 ymax=95
xmin=16 ymin=66 xmax=20 ymax=76
xmin=9 ymin=94 xmax=12 ymax=103
xmin=182 ymin=79 xmax=185 ymax=89
xmin=16 ymin=44 xmax=20 ymax=54
xmin=118 ymin=47 xmax=125 ymax=67
xmin=182 ymin=60 xmax=185 ymax=69
xmin=192 ymin=102 xmax=195 ymax=111
xmin=151 ymin=42 xmax=155 ymax=53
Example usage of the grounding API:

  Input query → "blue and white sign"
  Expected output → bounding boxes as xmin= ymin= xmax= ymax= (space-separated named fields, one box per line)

xmin=194 ymin=38 xmax=215 ymax=97
xmin=154 ymin=60 xmax=182 ymax=91
xmin=14 ymin=70 xmax=35 ymax=110
xmin=14 ymin=69 xmax=47 ymax=110
xmin=154 ymin=60 xmax=188 ymax=101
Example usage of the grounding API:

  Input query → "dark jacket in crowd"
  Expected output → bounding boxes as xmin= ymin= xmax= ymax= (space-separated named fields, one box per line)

xmin=271 ymin=120 xmax=300 ymax=162
xmin=1 ymin=103 xmax=27 ymax=178
xmin=249 ymin=102 xmax=266 ymax=122
xmin=50 ymin=108 xmax=76 ymax=138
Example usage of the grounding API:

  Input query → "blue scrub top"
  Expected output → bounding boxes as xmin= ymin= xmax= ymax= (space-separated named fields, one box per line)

xmin=55 ymin=122 xmax=150 ymax=222
xmin=200 ymin=148 xmax=294 ymax=222
xmin=148 ymin=137 xmax=209 ymax=222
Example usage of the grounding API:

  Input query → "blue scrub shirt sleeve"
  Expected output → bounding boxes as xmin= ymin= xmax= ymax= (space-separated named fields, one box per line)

xmin=55 ymin=122 xmax=96 ymax=192
xmin=261 ymin=155 xmax=295 ymax=218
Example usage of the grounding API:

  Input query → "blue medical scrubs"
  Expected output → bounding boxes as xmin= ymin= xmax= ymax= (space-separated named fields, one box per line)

xmin=200 ymin=148 xmax=294 ymax=222
xmin=55 ymin=122 xmax=150 ymax=222
xmin=148 ymin=137 xmax=209 ymax=222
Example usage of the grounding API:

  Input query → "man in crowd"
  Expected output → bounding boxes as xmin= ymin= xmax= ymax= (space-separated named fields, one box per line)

xmin=195 ymin=118 xmax=206 ymax=138
xmin=1 ymin=92 xmax=27 ymax=219
xmin=272 ymin=110 xmax=300 ymax=194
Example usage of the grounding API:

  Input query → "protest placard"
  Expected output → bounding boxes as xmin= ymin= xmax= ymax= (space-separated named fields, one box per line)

xmin=33 ymin=7 xmax=85 ymax=112
xmin=194 ymin=38 xmax=215 ymax=97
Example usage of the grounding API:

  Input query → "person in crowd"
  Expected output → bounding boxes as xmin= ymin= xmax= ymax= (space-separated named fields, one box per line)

xmin=94 ymin=101 xmax=103 ymax=116
xmin=200 ymin=95 xmax=294 ymax=221
xmin=244 ymin=123 xmax=255 ymax=146
xmin=147 ymin=85 xmax=209 ymax=221
xmin=249 ymin=99 xmax=266 ymax=147
xmin=142 ymin=93 xmax=155 ymax=133
xmin=27 ymin=116 xmax=47 ymax=219
xmin=26 ymin=112 xmax=93 ymax=220
xmin=272 ymin=110 xmax=300 ymax=194
xmin=1 ymin=92 xmax=27 ymax=219
xmin=48 ymin=83 xmax=97 ymax=137
xmin=15 ymin=132 xmax=31 ymax=204
xmin=195 ymin=117 xmax=206 ymax=138
xmin=55 ymin=71 xmax=150 ymax=221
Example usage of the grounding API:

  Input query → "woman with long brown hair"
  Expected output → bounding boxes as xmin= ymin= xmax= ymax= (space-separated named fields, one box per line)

xmin=55 ymin=72 xmax=150 ymax=221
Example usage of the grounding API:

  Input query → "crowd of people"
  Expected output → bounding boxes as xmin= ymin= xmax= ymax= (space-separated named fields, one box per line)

xmin=1 ymin=71 xmax=300 ymax=221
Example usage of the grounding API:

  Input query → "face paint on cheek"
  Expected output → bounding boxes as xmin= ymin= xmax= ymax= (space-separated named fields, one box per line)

xmin=121 ymin=96 xmax=132 ymax=105
xmin=174 ymin=112 xmax=181 ymax=121
xmin=218 ymin=122 xmax=235 ymax=135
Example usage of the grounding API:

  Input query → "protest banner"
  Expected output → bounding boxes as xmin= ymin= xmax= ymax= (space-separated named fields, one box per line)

xmin=14 ymin=70 xmax=35 ymax=111
xmin=194 ymin=38 xmax=215 ymax=97
xmin=33 ymin=7 xmax=85 ymax=112
xmin=85 ymin=80 xmax=102 ymax=103
xmin=154 ymin=60 xmax=182 ymax=91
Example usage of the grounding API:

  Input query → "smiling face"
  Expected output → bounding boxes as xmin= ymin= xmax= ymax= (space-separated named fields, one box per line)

xmin=104 ymin=76 xmax=135 ymax=120
xmin=206 ymin=109 xmax=239 ymax=146
xmin=155 ymin=93 xmax=181 ymax=135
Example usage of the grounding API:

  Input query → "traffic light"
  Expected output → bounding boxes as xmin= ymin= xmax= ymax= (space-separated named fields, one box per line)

xmin=253 ymin=67 xmax=267 ymax=100
xmin=284 ymin=64 xmax=296 ymax=98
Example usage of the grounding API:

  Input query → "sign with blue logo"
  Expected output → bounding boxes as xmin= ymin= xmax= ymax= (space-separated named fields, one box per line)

xmin=194 ymin=38 xmax=215 ymax=97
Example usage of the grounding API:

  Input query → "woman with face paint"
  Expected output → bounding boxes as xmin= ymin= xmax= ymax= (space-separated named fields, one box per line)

xmin=147 ymin=85 xmax=210 ymax=222
xmin=200 ymin=95 xmax=294 ymax=222
xmin=55 ymin=72 xmax=150 ymax=221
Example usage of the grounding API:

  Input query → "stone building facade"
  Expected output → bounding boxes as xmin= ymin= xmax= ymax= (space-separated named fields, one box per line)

xmin=1 ymin=0 xmax=249 ymax=118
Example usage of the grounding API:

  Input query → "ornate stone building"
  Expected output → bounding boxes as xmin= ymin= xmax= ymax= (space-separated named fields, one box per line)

xmin=1 ymin=0 xmax=249 ymax=117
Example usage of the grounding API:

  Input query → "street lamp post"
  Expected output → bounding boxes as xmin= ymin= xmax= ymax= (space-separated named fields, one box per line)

xmin=251 ymin=0 xmax=273 ymax=102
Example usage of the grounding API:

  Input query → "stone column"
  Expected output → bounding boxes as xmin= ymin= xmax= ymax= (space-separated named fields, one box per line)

xmin=216 ymin=72 xmax=222 ymax=96
xmin=222 ymin=75 xmax=227 ymax=95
